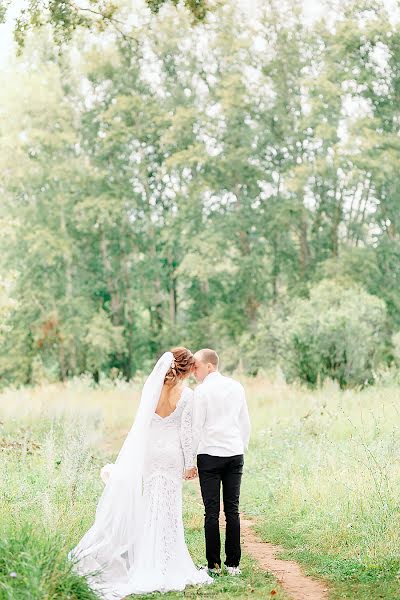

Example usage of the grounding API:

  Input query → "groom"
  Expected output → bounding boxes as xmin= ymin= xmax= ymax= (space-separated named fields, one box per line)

xmin=192 ymin=349 xmax=251 ymax=576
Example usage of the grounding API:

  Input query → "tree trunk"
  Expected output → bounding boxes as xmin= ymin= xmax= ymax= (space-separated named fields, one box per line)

xmin=271 ymin=233 xmax=280 ymax=303
xmin=99 ymin=225 xmax=122 ymax=324
xmin=332 ymin=185 xmax=343 ymax=257
xmin=355 ymin=178 xmax=371 ymax=247
xmin=169 ymin=280 xmax=177 ymax=323
xmin=60 ymin=204 xmax=77 ymax=373
xmin=299 ymin=204 xmax=310 ymax=279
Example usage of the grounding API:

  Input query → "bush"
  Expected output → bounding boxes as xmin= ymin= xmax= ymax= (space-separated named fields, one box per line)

xmin=284 ymin=281 xmax=390 ymax=386
xmin=239 ymin=303 xmax=289 ymax=376
xmin=249 ymin=280 xmax=389 ymax=387
xmin=392 ymin=331 xmax=400 ymax=365
xmin=85 ymin=309 xmax=126 ymax=374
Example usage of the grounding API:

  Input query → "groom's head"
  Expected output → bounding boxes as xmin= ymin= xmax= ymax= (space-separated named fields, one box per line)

xmin=193 ymin=348 xmax=219 ymax=383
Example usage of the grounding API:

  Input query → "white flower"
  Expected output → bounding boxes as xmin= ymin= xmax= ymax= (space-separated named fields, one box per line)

xmin=100 ymin=463 xmax=115 ymax=484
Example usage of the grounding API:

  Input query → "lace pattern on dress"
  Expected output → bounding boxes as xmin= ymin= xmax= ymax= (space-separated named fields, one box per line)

xmin=142 ymin=474 xmax=181 ymax=575
xmin=180 ymin=392 xmax=195 ymax=470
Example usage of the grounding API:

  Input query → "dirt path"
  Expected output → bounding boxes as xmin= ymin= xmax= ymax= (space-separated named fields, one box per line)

xmin=240 ymin=516 xmax=329 ymax=600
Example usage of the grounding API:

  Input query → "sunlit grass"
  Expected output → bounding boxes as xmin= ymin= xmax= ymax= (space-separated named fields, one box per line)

xmin=241 ymin=377 xmax=400 ymax=598
xmin=0 ymin=376 xmax=285 ymax=599
xmin=1 ymin=375 xmax=400 ymax=598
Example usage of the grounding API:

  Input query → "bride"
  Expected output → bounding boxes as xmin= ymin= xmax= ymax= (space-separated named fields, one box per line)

xmin=68 ymin=347 xmax=213 ymax=599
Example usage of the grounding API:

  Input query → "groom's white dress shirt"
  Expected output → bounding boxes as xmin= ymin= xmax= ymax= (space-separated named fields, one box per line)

xmin=192 ymin=371 xmax=251 ymax=458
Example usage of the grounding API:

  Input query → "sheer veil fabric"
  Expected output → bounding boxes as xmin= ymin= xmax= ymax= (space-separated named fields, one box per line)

xmin=68 ymin=352 xmax=176 ymax=599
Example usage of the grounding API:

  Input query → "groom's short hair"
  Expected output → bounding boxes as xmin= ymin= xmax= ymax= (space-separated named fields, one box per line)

xmin=198 ymin=348 xmax=219 ymax=368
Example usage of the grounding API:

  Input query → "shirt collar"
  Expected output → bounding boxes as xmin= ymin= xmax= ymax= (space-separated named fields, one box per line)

xmin=203 ymin=371 xmax=220 ymax=383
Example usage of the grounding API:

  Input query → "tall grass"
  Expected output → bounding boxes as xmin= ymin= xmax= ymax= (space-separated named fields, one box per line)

xmin=0 ymin=380 xmax=127 ymax=599
xmin=0 ymin=376 xmax=285 ymax=599
xmin=1 ymin=375 xmax=400 ymax=598
xmin=241 ymin=377 xmax=400 ymax=598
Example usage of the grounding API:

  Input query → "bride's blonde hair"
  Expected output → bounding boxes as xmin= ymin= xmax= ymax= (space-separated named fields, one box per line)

xmin=164 ymin=347 xmax=194 ymax=385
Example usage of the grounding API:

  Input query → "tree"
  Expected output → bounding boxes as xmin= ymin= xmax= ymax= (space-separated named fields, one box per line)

xmin=251 ymin=280 xmax=389 ymax=387
xmin=1 ymin=0 xmax=399 ymax=386
xmin=293 ymin=281 xmax=389 ymax=387
xmin=0 ymin=0 xmax=208 ymax=51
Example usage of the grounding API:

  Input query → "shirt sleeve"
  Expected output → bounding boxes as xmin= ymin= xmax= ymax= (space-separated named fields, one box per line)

xmin=192 ymin=385 xmax=207 ymax=460
xmin=180 ymin=392 xmax=195 ymax=470
xmin=239 ymin=386 xmax=251 ymax=451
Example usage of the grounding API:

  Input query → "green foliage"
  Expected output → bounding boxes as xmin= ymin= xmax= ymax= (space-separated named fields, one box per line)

xmin=242 ymin=380 xmax=400 ymax=599
xmin=1 ymin=0 xmax=400 ymax=386
xmin=0 ymin=525 xmax=99 ymax=599
xmin=147 ymin=0 xmax=208 ymax=20
xmin=0 ymin=1 xmax=7 ymax=25
xmin=391 ymin=331 xmax=400 ymax=365
xmin=279 ymin=281 xmax=389 ymax=387
xmin=9 ymin=0 xmax=208 ymax=51
xmin=3 ymin=378 xmax=400 ymax=598
xmin=0 ymin=386 xmax=285 ymax=599
xmin=244 ymin=280 xmax=390 ymax=387
xmin=85 ymin=309 xmax=126 ymax=374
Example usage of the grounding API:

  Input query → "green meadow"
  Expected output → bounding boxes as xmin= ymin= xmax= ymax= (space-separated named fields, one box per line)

xmin=1 ymin=376 xmax=399 ymax=599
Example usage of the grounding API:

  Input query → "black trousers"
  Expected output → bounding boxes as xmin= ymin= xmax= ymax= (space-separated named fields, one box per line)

xmin=197 ymin=453 xmax=244 ymax=569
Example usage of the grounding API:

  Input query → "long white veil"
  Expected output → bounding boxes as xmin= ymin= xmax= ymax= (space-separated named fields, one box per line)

xmin=68 ymin=351 xmax=174 ymax=599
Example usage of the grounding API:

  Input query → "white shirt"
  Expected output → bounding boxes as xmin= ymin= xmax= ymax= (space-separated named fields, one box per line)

xmin=192 ymin=371 xmax=251 ymax=458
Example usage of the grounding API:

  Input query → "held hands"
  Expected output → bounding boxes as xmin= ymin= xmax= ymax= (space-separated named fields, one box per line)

xmin=184 ymin=467 xmax=198 ymax=480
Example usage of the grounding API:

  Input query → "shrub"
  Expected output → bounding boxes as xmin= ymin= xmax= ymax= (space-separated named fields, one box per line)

xmin=283 ymin=281 xmax=389 ymax=386
xmin=248 ymin=280 xmax=389 ymax=387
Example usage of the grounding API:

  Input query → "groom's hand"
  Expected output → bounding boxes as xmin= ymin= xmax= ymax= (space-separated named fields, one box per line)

xmin=184 ymin=467 xmax=198 ymax=480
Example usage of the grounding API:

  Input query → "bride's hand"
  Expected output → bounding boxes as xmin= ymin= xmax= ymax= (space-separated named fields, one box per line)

xmin=184 ymin=467 xmax=198 ymax=480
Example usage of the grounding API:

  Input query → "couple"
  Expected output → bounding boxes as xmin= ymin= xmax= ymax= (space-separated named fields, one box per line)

xmin=68 ymin=347 xmax=251 ymax=599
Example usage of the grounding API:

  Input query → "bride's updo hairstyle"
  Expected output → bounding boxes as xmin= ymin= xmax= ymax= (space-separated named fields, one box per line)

xmin=164 ymin=347 xmax=195 ymax=386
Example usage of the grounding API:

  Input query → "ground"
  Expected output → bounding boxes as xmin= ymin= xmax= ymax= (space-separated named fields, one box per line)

xmin=0 ymin=375 xmax=399 ymax=599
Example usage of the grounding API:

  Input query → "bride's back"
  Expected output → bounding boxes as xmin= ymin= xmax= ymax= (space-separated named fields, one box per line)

xmin=155 ymin=382 xmax=184 ymax=418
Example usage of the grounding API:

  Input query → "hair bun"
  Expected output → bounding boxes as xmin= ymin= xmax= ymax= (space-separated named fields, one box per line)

xmin=164 ymin=347 xmax=194 ymax=385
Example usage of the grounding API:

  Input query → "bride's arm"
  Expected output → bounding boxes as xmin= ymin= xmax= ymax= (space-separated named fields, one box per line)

xmin=180 ymin=391 xmax=196 ymax=474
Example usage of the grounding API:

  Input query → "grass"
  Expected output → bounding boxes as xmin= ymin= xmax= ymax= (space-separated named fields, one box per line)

xmin=0 ymin=525 xmax=99 ymax=600
xmin=240 ymin=376 xmax=400 ymax=599
xmin=0 ymin=378 xmax=285 ymax=600
xmin=1 ymin=375 xmax=400 ymax=598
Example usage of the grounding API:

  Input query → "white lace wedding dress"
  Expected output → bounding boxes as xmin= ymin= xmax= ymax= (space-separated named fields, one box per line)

xmin=109 ymin=386 xmax=212 ymax=597
xmin=69 ymin=353 xmax=212 ymax=599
